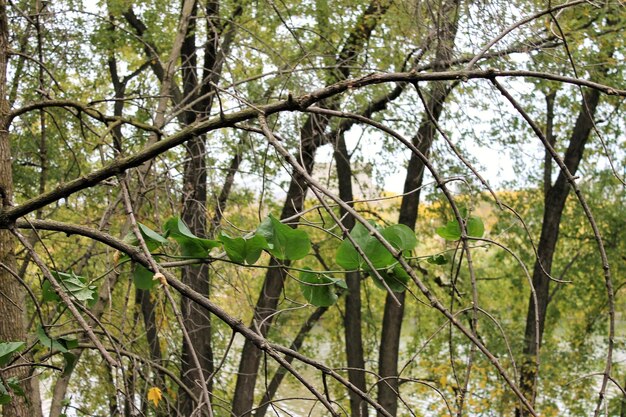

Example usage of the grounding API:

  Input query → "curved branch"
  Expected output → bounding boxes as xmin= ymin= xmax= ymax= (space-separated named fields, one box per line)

xmin=7 ymin=99 xmax=160 ymax=132
xmin=1 ymin=69 xmax=623 ymax=225
xmin=9 ymin=218 xmax=388 ymax=416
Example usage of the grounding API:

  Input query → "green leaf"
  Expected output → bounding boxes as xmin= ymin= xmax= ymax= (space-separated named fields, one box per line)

xmin=219 ymin=233 xmax=267 ymax=265
xmin=255 ymin=215 xmax=310 ymax=261
xmin=163 ymin=217 xmax=221 ymax=258
xmin=381 ymin=224 xmax=417 ymax=252
xmin=335 ymin=238 xmax=361 ymax=270
xmin=436 ymin=220 xmax=462 ymax=241
xmin=36 ymin=326 xmax=68 ymax=353
xmin=427 ymin=254 xmax=448 ymax=265
xmin=133 ymin=265 xmax=157 ymax=290
xmin=436 ymin=214 xmax=485 ymax=241
xmin=0 ymin=380 xmax=10 ymax=405
xmin=139 ymin=223 xmax=168 ymax=244
xmin=123 ymin=223 xmax=168 ymax=252
xmin=41 ymin=279 xmax=59 ymax=302
xmin=45 ymin=271 xmax=97 ymax=302
xmin=466 ymin=216 xmax=485 ymax=238
xmin=62 ymin=337 xmax=79 ymax=350
xmin=0 ymin=342 xmax=25 ymax=366
xmin=6 ymin=378 xmax=24 ymax=398
xmin=62 ymin=352 xmax=78 ymax=376
xmin=334 ymin=279 xmax=348 ymax=290
xmin=370 ymin=265 xmax=410 ymax=293
xmin=335 ymin=223 xmax=394 ymax=270
xmin=299 ymin=268 xmax=341 ymax=307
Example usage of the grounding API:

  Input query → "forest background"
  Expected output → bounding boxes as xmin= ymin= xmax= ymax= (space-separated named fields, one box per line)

xmin=0 ymin=0 xmax=625 ymax=416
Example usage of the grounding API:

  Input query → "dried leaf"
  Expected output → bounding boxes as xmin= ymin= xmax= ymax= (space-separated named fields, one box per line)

xmin=153 ymin=272 xmax=167 ymax=286
xmin=147 ymin=387 xmax=162 ymax=407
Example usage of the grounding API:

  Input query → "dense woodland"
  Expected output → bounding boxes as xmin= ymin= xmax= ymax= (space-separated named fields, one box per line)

xmin=0 ymin=0 xmax=624 ymax=416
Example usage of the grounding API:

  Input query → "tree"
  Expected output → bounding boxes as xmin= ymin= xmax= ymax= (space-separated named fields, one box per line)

xmin=0 ymin=0 xmax=41 ymax=414
xmin=0 ymin=1 xmax=624 ymax=416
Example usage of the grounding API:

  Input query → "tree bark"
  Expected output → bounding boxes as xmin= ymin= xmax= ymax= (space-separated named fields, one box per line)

xmin=516 ymin=88 xmax=601 ymax=416
xmin=254 ymin=306 xmax=328 ymax=417
xmin=0 ymin=0 xmax=41 ymax=414
xmin=178 ymin=3 xmax=213 ymax=412
xmin=231 ymin=119 xmax=319 ymax=416
xmin=333 ymin=131 xmax=368 ymax=417
xmin=376 ymin=83 xmax=451 ymax=415
xmin=124 ymin=2 xmax=242 ymax=412
xmin=543 ymin=91 xmax=556 ymax=198
xmin=231 ymin=2 xmax=391 ymax=414
xmin=377 ymin=1 xmax=459 ymax=413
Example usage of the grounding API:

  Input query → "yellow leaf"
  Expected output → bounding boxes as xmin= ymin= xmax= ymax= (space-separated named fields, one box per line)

xmin=147 ymin=387 xmax=162 ymax=407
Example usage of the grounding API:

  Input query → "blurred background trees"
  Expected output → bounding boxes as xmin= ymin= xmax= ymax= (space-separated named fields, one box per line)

xmin=0 ymin=0 xmax=624 ymax=416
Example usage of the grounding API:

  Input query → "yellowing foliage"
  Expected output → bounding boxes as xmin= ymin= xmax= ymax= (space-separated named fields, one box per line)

xmin=147 ymin=387 xmax=162 ymax=407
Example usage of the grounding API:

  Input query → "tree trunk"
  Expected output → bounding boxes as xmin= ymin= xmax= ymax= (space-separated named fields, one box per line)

xmin=333 ymin=131 xmax=369 ymax=417
xmin=376 ymin=83 xmax=451 ymax=415
xmin=232 ymin=121 xmax=319 ymax=416
xmin=0 ymin=1 xmax=41 ymax=415
xmin=376 ymin=1 xmax=459 ymax=413
xmin=543 ymin=91 xmax=556 ymax=198
xmin=516 ymin=88 xmax=601 ymax=416
xmin=231 ymin=3 xmax=391 ymax=414
xmin=178 ymin=1 xmax=225 ymax=413
xmin=254 ymin=306 xmax=328 ymax=417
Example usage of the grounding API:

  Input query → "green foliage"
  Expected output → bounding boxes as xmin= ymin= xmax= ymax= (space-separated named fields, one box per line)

xmin=42 ymin=271 xmax=97 ymax=304
xmin=371 ymin=264 xmax=411 ymax=293
xmin=0 ymin=341 xmax=25 ymax=366
xmin=335 ymin=222 xmax=418 ymax=293
xmin=0 ymin=377 xmax=25 ymax=405
xmin=436 ymin=212 xmax=485 ymax=241
xmin=255 ymin=214 xmax=311 ymax=261
xmin=299 ymin=268 xmax=346 ymax=307
xmin=427 ymin=254 xmax=448 ymax=265
xmin=124 ymin=223 xmax=169 ymax=251
xmin=133 ymin=265 xmax=158 ymax=290
xmin=381 ymin=224 xmax=418 ymax=253
xmin=3 ymin=0 xmax=623 ymax=414
xmin=35 ymin=326 xmax=79 ymax=377
xmin=336 ymin=222 xmax=395 ymax=270
xmin=219 ymin=233 xmax=268 ymax=265
xmin=163 ymin=217 xmax=220 ymax=257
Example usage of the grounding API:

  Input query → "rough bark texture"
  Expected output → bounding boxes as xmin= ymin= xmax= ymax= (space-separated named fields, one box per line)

xmin=178 ymin=1 xmax=230 ymax=413
xmin=231 ymin=120 xmax=319 ymax=416
xmin=334 ymin=131 xmax=368 ymax=417
xmin=254 ymin=306 xmax=328 ymax=417
xmin=377 ymin=1 xmax=459 ymax=413
xmin=231 ymin=2 xmax=391 ymax=414
xmin=179 ymin=20 xmax=213 ymax=417
xmin=517 ymin=88 xmax=601 ymax=416
xmin=0 ymin=0 xmax=41 ymax=414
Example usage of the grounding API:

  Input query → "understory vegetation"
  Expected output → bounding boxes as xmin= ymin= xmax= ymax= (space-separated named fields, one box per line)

xmin=0 ymin=0 xmax=624 ymax=416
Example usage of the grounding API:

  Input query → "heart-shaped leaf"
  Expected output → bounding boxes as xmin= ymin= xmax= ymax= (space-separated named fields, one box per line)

xmin=0 ymin=342 xmax=25 ymax=366
xmin=370 ymin=265 xmax=410 ymax=293
xmin=123 ymin=223 xmax=168 ymax=252
xmin=381 ymin=224 xmax=417 ymax=252
xmin=219 ymin=233 xmax=268 ymax=265
xmin=164 ymin=217 xmax=221 ymax=258
xmin=335 ymin=223 xmax=394 ymax=270
xmin=299 ymin=268 xmax=343 ymax=307
xmin=436 ymin=215 xmax=485 ymax=241
xmin=255 ymin=215 xmax=310 ymax=261
xmin=133 ymin=265 xmax=158 ymax=290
